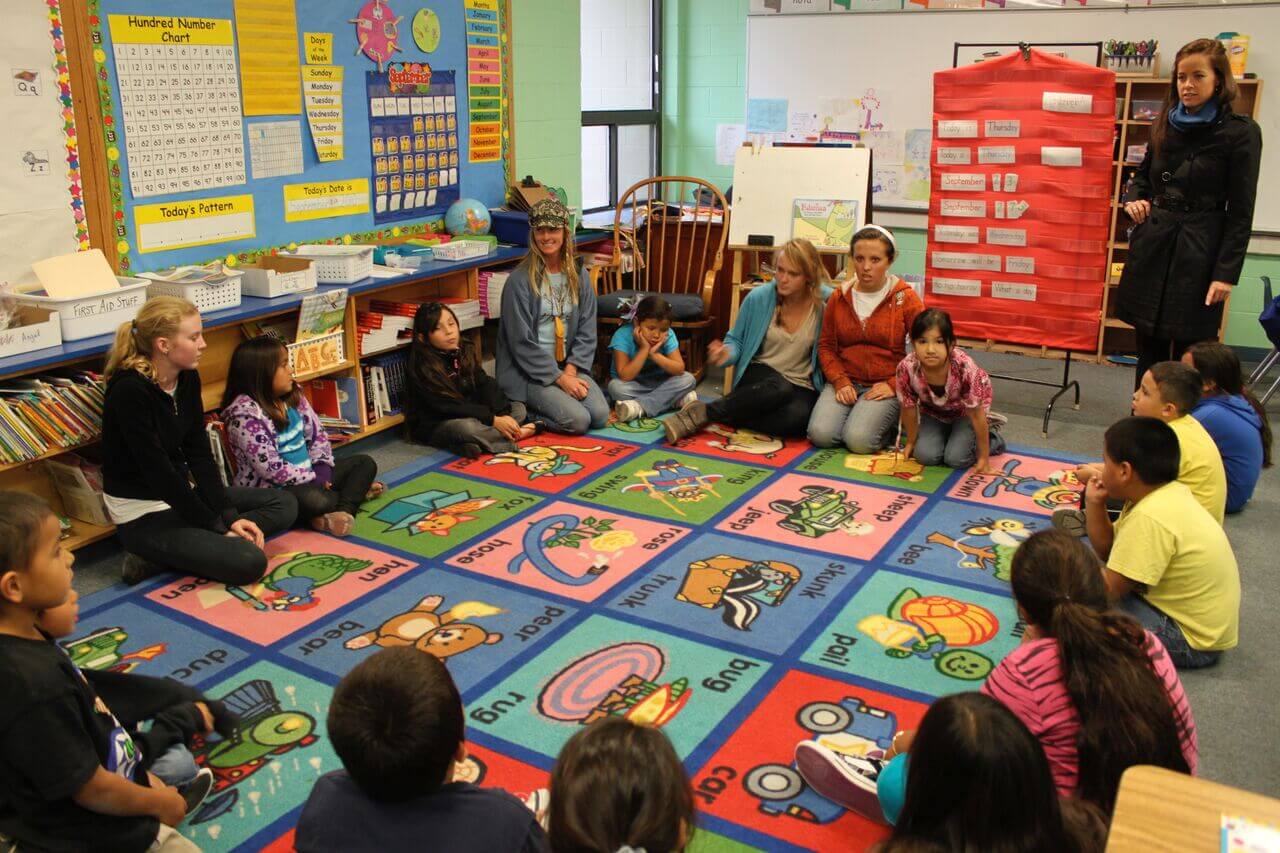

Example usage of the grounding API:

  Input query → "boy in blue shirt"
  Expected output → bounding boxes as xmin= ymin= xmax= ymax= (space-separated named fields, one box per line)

xmin=608 ymin=295 xmax=697 ymax=422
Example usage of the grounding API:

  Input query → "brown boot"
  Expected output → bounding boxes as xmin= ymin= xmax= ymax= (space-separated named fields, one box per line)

xmin=663 ymin=401 xmax=708 ymax=443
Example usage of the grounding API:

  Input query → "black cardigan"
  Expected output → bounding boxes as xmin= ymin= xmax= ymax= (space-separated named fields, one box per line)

xmin=101 ymin=368 xmax=236 ymax=532
xmin=403 ymin=360 xmax=514 ymax=444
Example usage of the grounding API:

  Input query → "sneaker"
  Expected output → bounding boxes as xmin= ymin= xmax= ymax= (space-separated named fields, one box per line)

xmin=121 ymin=553 xmax=164 ymax=586
xmin=1052 ymin=506 xmax=1088 ymax=537
xmin=795 ymin=741 xmax=886 ymax=822
xmin=180 ymin=768 xmax=215 ymax=817
xmin=662 ymin=401 xmax=708 ymax=443
xmin=678 ymin=390 xmax=700 ymax=410
xmin=614 ymin=399 xmax=643 ymax=423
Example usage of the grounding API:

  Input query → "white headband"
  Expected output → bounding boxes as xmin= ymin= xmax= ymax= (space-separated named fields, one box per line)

xmin=856 ymin=223 xmax=896 ymax=249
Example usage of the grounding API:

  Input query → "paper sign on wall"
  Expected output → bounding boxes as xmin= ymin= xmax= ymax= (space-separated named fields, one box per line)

xmin=134 ymin=195 xmax=256 ymax=253
xmin=283 ymin=179 xmax=370 ymax=222
xmin=234 ymin=0 xmax=302 ymax=115
xmin=304 ymin=32 xmax=333 ymax=65
xmin=302 ymin=65 xmax=345 ymax=161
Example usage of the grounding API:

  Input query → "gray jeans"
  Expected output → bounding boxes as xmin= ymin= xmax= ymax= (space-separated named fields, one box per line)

xmin=526 ymin=375 xmax=610 ymax=434
xmin=608 ymin=372 xmax=697 ymax=417
xmin=807 ymin=383 xmax=900 ymax=453
xmin=430 ymin=402 xmax=528 ymax=454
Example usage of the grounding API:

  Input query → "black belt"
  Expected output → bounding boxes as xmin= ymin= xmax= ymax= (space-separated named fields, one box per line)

xmin=1152 ymin=195 xmax=1223 ymax=213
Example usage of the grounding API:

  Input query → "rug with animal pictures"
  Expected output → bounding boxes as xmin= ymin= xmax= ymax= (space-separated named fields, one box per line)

xmin=69 ymin=421 xmax=1087 ymax=852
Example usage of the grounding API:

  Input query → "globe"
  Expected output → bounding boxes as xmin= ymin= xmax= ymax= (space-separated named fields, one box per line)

xmin=444 ymin=199 xmax=492 ymax=237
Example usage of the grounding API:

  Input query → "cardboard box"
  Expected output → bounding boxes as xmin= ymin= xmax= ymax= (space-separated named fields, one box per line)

xmin=0 ymin=305 xmax=63 ymax=358
xmin=45 ymin=457 xmax=110 ymax=526
xmin=240 ymin=256 xmax=318 ymax=298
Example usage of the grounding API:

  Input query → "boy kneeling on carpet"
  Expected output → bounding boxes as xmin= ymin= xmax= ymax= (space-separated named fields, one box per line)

xmin=295 ymin=647 xmax=547 ymax=852
xmin=0 ymin=492 xmax=199 ymax=852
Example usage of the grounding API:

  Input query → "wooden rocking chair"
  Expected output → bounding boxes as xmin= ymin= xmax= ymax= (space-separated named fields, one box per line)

xmin=590 ymin=176 xmax=729 ymax=381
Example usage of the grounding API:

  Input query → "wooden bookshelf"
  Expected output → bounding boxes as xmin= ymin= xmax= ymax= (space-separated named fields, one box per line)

xmin=1100 ymin=77 xmax=1263 ymax=362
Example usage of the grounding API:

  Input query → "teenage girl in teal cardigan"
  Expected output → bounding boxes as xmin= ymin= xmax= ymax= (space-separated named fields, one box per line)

xmin=663 ymin=238 xmax=832 ymax=441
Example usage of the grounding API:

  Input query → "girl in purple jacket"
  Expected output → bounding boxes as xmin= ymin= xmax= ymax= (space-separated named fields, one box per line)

xmin=222 ymin=337 xmax=382 ymax=537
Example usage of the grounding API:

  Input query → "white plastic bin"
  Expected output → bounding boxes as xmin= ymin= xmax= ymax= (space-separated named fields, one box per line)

xmin=290 ymin=245 xmax=375 ymax=284
xmin=16 ymin=277 xmax=150 ymax=341
xmin=141 ymin=268 xmax=243 ymax=312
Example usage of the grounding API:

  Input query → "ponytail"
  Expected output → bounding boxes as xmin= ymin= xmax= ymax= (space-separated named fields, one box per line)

xmin=1011 ymin=530 xmax=1190 ymax=814
xmin=104 ymin=296 xmax=199 ymax=382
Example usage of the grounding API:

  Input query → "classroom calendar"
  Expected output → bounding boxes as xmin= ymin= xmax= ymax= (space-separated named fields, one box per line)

xmin=366 ymin=64 xmax=461 ymax=224
xmin=108 ymin=15 xmax=247 ymax=199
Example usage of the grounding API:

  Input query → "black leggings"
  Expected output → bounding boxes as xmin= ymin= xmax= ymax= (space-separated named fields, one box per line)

xmin=115 ymin=487 xmax=297 ymax=585
xmin=285 ymin=454 xmax=378 ymax=522
xmin=1134 ymin=332 xmax=1200 ymax=390
xmin=708 ymin=362 xmax=818 ymax=437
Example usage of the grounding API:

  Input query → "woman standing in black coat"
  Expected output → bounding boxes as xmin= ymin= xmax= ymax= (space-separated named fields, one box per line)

xmin=1117 ymin=38 xmax=1262 ymax=388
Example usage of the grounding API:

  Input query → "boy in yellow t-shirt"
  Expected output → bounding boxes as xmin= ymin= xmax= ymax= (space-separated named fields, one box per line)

xmin=1083 ymin=416 xmax=1239 ymax=669
xmin=1055 ymin=360 xmax=1227 ymax=532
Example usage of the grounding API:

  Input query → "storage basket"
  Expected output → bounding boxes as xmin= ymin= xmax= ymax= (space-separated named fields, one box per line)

xmin=141 ymin=267 xmax=243 ymax=312
xmin=16 ymin=277 xmax=150 ymax=341
xmin=432 ymin=239 xmax=491 ymax=261
xmin=291 ymin=245 xmax=375 ymax=284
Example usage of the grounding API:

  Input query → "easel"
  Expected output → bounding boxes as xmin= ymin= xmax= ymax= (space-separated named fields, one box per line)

xmin=962 ymin=338 xmax=1082 ymax=437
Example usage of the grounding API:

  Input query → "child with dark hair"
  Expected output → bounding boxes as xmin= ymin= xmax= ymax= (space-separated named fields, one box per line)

xmin=548 ymin=717 xmax=694 ymax=853
xmin=607 ymin=295 xmax=697 ymax=423
xmin=1055 ymin=360 xmax=1227 ymax=534
xmin=1087 ymin=417 xmax=1240 ymax=668
xmin=0 ymin=492 xmax=197 ymax=852
xmin=895 ymin=307 xmax=1004 ymax=471
xmin=296 ymin=647 xmax=546 ymax=852
xmin=1183 ymin=341 xmax=1272 ymax=513
xmin=869 ymin=693 xmax=1102 ymax=851
xmin=222 ymin=336 xmax=381 ymax=538
xmin=405 ymin=301 xmax=536 ymax=458
xmin=803 ymin=530 xmax=1198 ymax=822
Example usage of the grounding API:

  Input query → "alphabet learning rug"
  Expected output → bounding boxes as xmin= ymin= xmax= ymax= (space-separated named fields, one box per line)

xmin=71 ymin=425 xmax=1086 ymax=852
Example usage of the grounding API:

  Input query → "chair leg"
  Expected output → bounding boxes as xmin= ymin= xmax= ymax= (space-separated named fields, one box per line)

xmin=1248 ymin=350 xmax=1279 ymax=386
xmin=1261 ymin=372 xmax=1280 ymax=406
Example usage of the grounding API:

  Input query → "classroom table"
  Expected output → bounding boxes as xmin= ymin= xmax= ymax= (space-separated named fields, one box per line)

xmin=1107 ymin=766 xmax=1280 ymax=852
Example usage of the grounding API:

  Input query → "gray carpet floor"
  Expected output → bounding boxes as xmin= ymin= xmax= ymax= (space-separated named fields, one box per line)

xmin=68 ymin=349 xmax=1280 ymax=799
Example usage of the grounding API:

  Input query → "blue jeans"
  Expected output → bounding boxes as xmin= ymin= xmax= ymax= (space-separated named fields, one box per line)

xmin=525 ymin=374 xmax=610 ymax=434
xmin=608 ymin=372 xmax=696 ymax=417
xmin=150 ymin=743 xmax=199 ymax=786
xmin=913 ymin=411 xmax=1006 ymax=469
xmin=1117 ymin=594 xmax=1222 ymax=669
xmin=807 ymin=383 xmax=900 ymax=453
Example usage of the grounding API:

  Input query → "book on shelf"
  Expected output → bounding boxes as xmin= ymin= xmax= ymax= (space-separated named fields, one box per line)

xmin=296 ymin=289 xmax=349 ymax=342
xmin=478 ymin=269 xmax=511 ymax=319
xmin=0 ymin=372 xmax=106 ymax=465
xmin=366 ymin=351 xmax=407 ymax=415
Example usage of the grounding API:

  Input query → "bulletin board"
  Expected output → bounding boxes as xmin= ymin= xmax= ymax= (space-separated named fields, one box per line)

xmin=75 ymin=0 xmax=512 ymax=274
xmin=0 ymin=0 xmax=91 ymax=288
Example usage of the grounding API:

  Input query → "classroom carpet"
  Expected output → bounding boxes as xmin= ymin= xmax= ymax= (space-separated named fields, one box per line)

xmin=68 ymin=418 xmax=1090 ymax=852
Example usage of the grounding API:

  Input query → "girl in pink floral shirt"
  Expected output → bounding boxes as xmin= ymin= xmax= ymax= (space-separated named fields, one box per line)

xmin=895 ymin=308 xmax=1004 ymax=471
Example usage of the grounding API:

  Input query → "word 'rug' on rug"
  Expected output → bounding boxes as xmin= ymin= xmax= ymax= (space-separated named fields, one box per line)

xmin=70 ymin=418 xmax=1085 ymax=852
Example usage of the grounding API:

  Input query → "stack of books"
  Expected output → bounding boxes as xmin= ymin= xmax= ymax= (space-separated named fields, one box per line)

xmin=302 ymin=377 xmax=364 ymax=440
xmin=439 ymin=297 xmax=483 ymax=331
xmin=0 ymin=372 xmax=106 ymax=465
xmin=477 ymin=269 xmax=510 ymax=319
xmin=357 ymin=305 xmax=414 ymax=356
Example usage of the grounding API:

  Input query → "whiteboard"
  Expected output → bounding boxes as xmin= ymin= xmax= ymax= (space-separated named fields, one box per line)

xmin=728 ymin=145 xmax=872 ymax=247
xmin=747 ymin=5 xmax=1280 ymax=233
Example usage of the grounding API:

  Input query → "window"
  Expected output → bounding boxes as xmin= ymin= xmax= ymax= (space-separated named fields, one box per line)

xmin=580 ymin=0 xmax=660 ymax=215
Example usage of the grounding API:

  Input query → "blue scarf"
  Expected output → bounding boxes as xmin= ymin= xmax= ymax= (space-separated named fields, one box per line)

xmin=1168 ymin=99 xmax=1220 ymax=132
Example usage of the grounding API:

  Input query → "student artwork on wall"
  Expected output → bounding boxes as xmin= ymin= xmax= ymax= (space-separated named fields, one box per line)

xmin=926 ymin=49 xmax=1113 ymax=352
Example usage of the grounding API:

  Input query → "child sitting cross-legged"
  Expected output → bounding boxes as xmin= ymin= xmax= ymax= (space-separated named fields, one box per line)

xmin=295 ymin=646 xmax=547 ymax=853
xmin=607 ymin=295 xmax=698 ymax=423
xmin=0 ymin=492 xmax=198 ymax=852
xmin=222 ymin=336 xmax=383 ymax=538
xmin=1085 ymin=416 xmax=1240 ymax=669
xmin=1055 ymin=360 xmax=1227 ymax=533
xmin=548 ymin=717 xmax=695 ymax=853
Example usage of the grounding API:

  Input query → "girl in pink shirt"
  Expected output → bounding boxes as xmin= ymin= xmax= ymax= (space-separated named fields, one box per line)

xmin=985 ymin=528 xmax=1198 ymax=812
